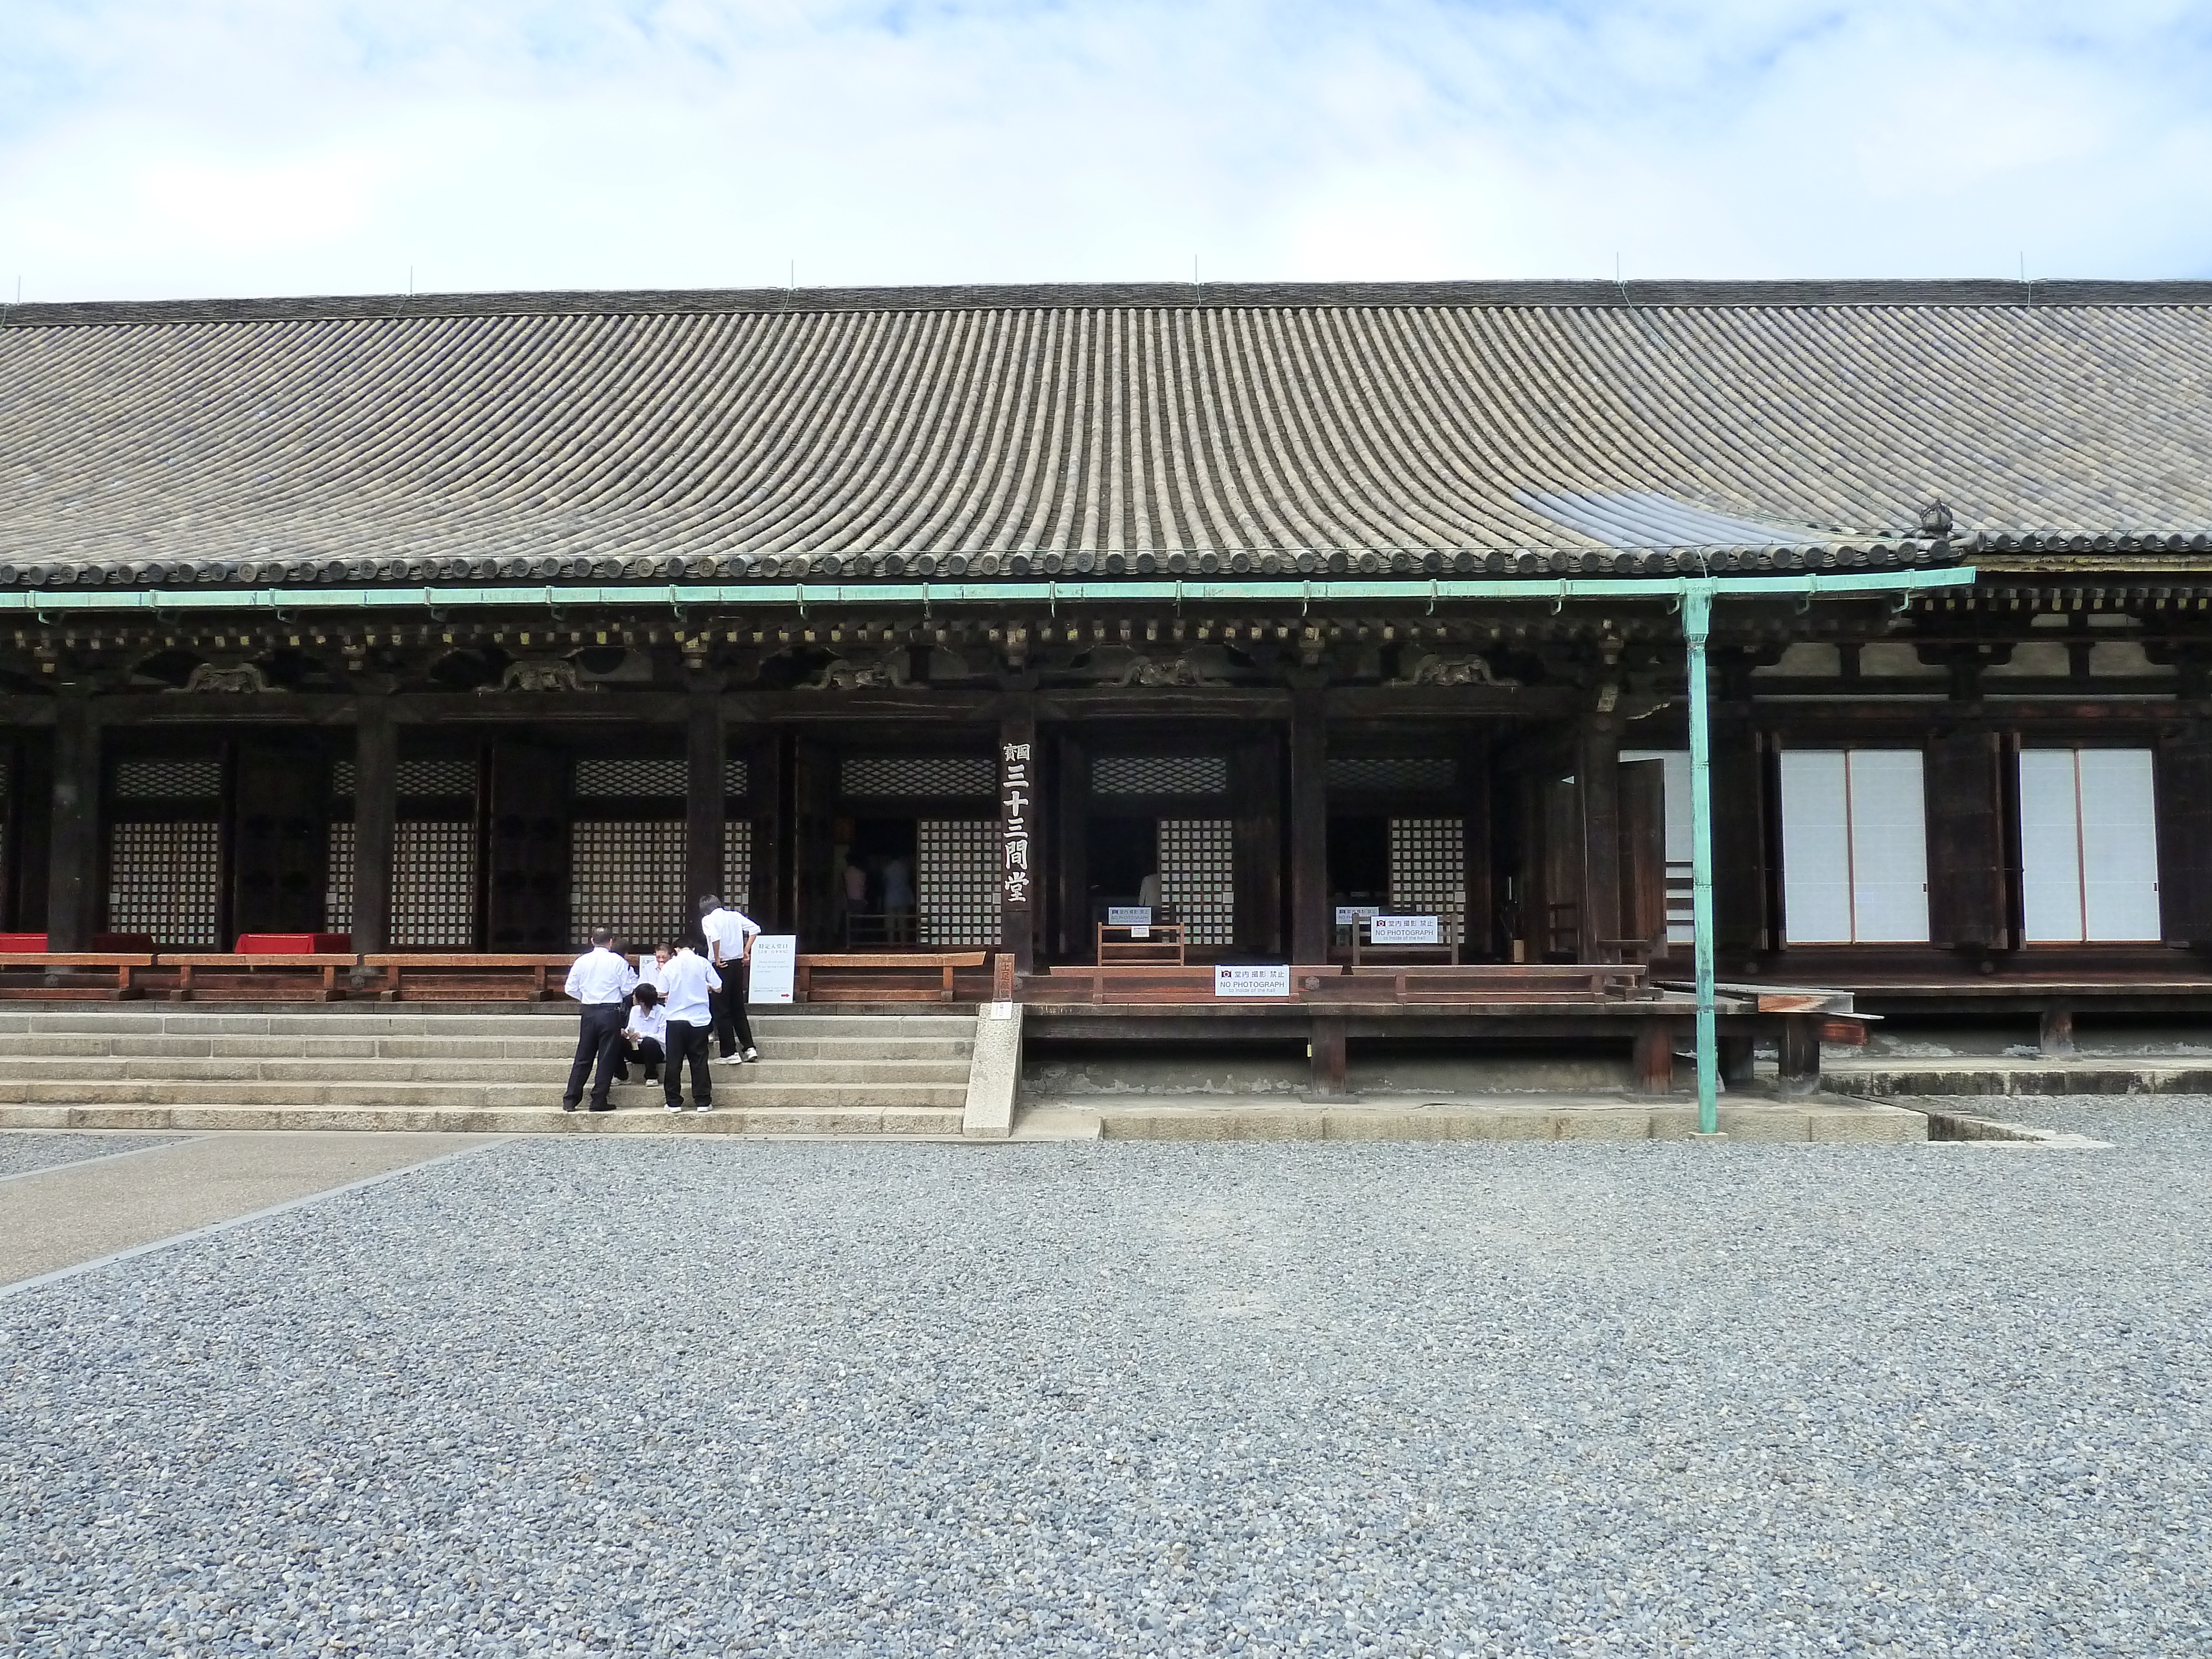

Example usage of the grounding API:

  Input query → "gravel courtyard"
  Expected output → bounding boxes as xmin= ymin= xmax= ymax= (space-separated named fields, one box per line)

xmin=3 ymin=1103 xmax=2207 ymax=1657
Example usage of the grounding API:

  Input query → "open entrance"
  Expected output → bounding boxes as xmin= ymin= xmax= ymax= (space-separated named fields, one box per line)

xmin=837 ymin=816 xmax=919 ymax=945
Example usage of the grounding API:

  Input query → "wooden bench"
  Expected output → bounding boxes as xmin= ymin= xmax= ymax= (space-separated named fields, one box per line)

xmin=156 ymin=953 xmax=360 ymax=1001
xmin=1332 ymin=963 xmax=1648 ymax=1005
xmin=0 ymin=953 xmax=153 ymax=1000
xmin=1095 ymin=922 xmax=1186 ymax=967
xmin=1034 ymin=964 xmax=1343 ymax=1006
xmin=795 ymin=952 xmax=989 ymax=1003
xmin=362 ymin=954 xmax=583 ymax=1001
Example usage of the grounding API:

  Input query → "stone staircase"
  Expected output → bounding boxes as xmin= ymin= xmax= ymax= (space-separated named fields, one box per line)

xmin=0 ymin=1009 xmax=977 ymax=1135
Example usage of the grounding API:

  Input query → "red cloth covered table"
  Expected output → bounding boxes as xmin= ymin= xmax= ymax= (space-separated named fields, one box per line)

xmin=233 ymin=933 xmax=353 ymax=954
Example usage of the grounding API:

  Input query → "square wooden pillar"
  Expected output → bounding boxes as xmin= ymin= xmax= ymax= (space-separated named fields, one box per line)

xmin=351 ymin=700 xmax=398 ymax=962
xmin=1575 ymin=716 xmax=1621 ymax=960
xmin=1288 ymin=687 xmax=1329 ymax=963
xmin=45 ymin=689 xmax=101 ymax=951
xmin=685 ymin=687 xmax=726 ymax=911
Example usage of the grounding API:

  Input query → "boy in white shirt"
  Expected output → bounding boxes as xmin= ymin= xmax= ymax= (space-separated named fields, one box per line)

xmin=655 ymin=943 xmax=722 ymax=1112
xmin=616 ymin=983 xmax=669 ymax=1087
xmin=696 ymin=894 xmax=763 ymax=1066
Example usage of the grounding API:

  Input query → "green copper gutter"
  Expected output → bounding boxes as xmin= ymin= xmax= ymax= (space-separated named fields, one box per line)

xmin=2 ymin=564 xmax=1973 ymax=1130
xmin=0 ymin=567 xmax=1971 ymax=615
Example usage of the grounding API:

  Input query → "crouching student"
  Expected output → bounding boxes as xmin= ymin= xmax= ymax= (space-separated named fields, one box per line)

xmin=617 ymin=983 xmax=668 ymax=1086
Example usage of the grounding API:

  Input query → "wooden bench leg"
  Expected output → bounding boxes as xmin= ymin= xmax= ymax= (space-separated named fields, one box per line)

xmin=2038 ymin=1004 xmax=2076 ymax=1059
xmin=1310 ymin=1015 xmax=1349 ymax=1097
xmin=1631 ymin=1019 xmax=1677 ymax=1095
xmin=1777 ymin=1014 xmax=1822 ymax=1097
xmin=942 ymin=963 xmax=955 ymax=1003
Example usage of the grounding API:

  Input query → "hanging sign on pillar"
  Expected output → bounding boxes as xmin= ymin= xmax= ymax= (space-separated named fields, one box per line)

xmin=1000 ymin=740 xmax=1033 ymax=909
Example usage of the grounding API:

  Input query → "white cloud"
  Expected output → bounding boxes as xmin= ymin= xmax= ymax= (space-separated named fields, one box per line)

xmin=2 ymin=1 xmax=2210 ymax=301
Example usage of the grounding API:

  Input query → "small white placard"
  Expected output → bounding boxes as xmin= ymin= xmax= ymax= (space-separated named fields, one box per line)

xmin=1214 ymin=964 xmax=1291 ymax=998
xmin=1335 ymin=905 xmax=1380 ymax=926
xmin=748 ymin=935 xmax=797 ymax=1005
xmin=1107 ymin=905 xmax=1153 ymax=927
xmin=1370 ymin=915 xmax=1441 ymax=946
xmin=988 ymin=1000 xmax=1016 ymax=1020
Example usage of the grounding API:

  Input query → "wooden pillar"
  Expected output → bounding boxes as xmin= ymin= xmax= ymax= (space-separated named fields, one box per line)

xmin=1631 ymin=1018 xmax=1677 ymax=1095
xmin=2038 ymin=1004 xmax=2076 ymax=1059
xmin=1288 ymin=688 xmax=1329 ymax=963
xmin=685 ymin=687 xmax=725 ymax=910
xmin=1233 ymin=737 xmax=1281 ymax=955
xmin=351 ymin=702 xmax=397 ymax=954
xmin=1927 ymin=726 xmax=2007 ymax=954
xmin=2155 ymin=725 xmax=2212 ymax=948
xmin=753 ymin=735 xmax=787 ymax=930
xmin=999 ymin=702 xmax=1038 ymax=973
xmin=1309 ymin=1014 xmax=1349 ymax=1097
xmin=1710 ymin=691 xmax=1771 ymax=971
xmin=1718 ymin=1032 xmax=1756 ymax=1089
xmin=1777 ymin=1014 xmax=1821 ymax=1095
xmin=1055 ymin=733 xmax=1089 ymax=962
xmin=45 ymin=689 xmax=100 ymax=951
xmin=1575 ymin=716 xmax=1621 ymax=961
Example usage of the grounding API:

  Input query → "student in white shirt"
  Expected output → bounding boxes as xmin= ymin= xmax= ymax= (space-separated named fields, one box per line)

xmin=561 ymin=926 xmax=639 ymax=1113
xmin=655 ymin=943 xmax=722 ymax=1112
xmin=637 ymin=941 xmax=674 ymax=997
xmin=696 ymin=894 xmax=763 ymax=1066
xmin=616 ymin=983 xmax=669 ymax=1086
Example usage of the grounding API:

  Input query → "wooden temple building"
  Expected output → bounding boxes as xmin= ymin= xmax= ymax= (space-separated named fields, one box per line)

xmin=2 ymin=278 xmax=2210 ymax=1072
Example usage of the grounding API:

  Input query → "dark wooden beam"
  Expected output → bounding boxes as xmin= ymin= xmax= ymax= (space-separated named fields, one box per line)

xmin=1288 ymin=687 xmax=1329 ymax=963
xmin=45 ymin=687 xmax=100 ymax=951
xmin=352 ymin=700 xmax=397 ymax=955
xmin=1575 ymin=715 xmax=1622 ymax=959
xmin=685 ymin=685 xmax=724 ymax=910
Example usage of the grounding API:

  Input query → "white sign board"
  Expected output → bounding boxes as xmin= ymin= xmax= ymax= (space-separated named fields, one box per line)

xmin=1214 ymin=964 xmax=1291 ymax=998
xmin=748 ymin=935 xmax=797 ymax=1005
xmin=1370 ymin=914 xmax=1441 ymax=946
xmin=1335 ymin=905 xmax=1380 ymax=926
xmin=1106 ymin=906 xmax=1153 ymax=927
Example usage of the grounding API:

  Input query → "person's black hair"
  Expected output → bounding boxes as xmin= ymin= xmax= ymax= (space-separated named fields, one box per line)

xmin=589 ymin=926 xmax=614 ymax=946
xmin=697 ymin=895 xmax=720 ymax=913
xmin=634 ymin=983 xmax=659 ymax=1006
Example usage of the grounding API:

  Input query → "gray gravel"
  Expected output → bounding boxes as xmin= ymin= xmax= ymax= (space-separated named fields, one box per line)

xmin=0 ymin=1131 xmax=184 ymax=1180
xmin=2 ymin=1110 xmax=2208 ymax=1657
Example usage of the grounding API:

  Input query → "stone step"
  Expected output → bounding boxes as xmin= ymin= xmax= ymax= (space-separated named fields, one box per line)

xmin=0 ymin=1034 xmax=972 ymax=1061
xmin=0 ymin=1103 xmax=967 ymax=1136
xmin=0 ymin=1011 xmax=974 ymax=1038
xmin=0 ymin=1056 xmax=973 ymax=1085
xmin=0 ymin=1078 xmax=969 ymax=1110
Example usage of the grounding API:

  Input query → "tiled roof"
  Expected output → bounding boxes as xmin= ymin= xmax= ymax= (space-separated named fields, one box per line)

xmin=4 ymin=280 xmax=2211 ymax=590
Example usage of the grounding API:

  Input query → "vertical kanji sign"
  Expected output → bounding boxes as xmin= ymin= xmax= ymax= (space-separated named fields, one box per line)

xmin=1000 ymin=740 xmax=1032 ymax=910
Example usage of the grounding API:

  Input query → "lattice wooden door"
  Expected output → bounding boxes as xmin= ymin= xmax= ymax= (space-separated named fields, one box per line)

xmin=917 ymin=820 xmax=1000 ymax=946
xmin=1158 ymin=818 xmax=1235 ymax=946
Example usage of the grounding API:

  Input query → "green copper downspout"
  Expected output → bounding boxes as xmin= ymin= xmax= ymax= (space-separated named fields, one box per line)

xmin=1683 ymin=581 xmax=1721 ymax=1134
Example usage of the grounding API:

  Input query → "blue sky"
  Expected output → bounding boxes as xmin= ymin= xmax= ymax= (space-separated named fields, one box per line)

xmin=5 ymin=1 xmax=2210 ymax=300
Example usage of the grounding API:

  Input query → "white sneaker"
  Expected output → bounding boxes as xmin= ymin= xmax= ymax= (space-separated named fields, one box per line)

xmin=695 ymin=1102 xmax=716 ymax=1113
xmin=717 ymin=1054 xmax=744 ymax=1066
xmin=664 ymin=1102 xmax=682 ymax=1113
xmin=742 ymin=1047 xmax=760 ymax=1063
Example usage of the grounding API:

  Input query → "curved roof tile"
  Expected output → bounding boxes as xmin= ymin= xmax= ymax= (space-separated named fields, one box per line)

xmin=4 ymin=280 xmax=2211 ymax=587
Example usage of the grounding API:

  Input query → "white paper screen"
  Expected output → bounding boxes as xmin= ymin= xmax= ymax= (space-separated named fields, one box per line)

xmin=2018 ymin=750 xmax=2086 ymax=943
xmin=1780 ymin=749 xmax=1929 ymax=943
xmin=2079 ymin=751 xmax=2161 ymax=941
xmin=1847 ymin=750 xmax=1931 ymax=942
xmin=1621 ymin=750 xmax=1694 ymax=945
xmin=2021 ymin=749 xmax=2161 ymax=942
xmin=1780 ymin=752 xmax=1854 ymax=943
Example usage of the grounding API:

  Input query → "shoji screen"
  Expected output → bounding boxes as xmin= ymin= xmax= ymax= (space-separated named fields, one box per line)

xmin=1779 ymin=750 xmax=1929 ymax=943
xmin=1621 ymin=750 xmax=1693 ymax=944
xmin=2019 ymin=749 xmax=2161 ymax=942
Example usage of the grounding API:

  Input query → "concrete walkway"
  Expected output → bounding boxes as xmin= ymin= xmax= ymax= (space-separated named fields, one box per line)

xmin=0 ymin=1131 xmax=493 ymax=1289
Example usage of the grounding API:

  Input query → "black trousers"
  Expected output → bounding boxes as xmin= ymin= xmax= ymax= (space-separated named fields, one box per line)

xmin=711 ymin=958 xmax=757 ymax=1058
xmin=564 ymin=1004 xmax=627 ymax=1108
xmin=615 ymin=1035 xmax=665 ymax=1082
xmin=664 ymin=1019 xmax=713 ymax=1107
